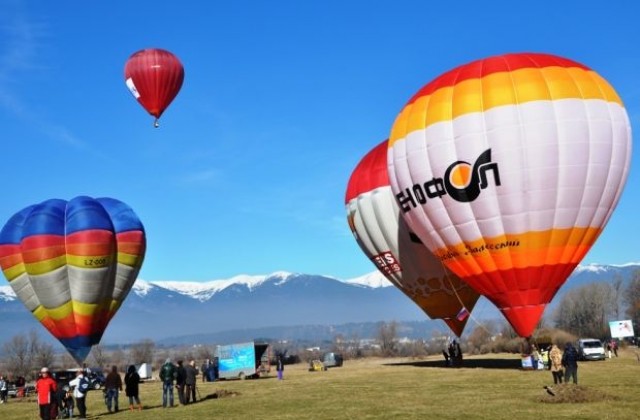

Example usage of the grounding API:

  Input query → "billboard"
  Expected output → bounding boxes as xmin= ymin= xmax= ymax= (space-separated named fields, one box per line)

xmin=609 ymin=320 xmax=635 ymax=338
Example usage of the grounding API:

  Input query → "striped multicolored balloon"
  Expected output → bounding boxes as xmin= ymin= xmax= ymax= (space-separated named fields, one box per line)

xmin=346 ymin=140 xmax=479 ymax=337
xmin=387 ymin=53 xmax=632 ymax=337
xmin=0 ymin=196 xmax=146 ymax=363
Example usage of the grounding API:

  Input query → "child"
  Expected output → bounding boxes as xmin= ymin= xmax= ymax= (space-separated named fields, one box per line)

xmin=62 ymin=385 xmax=74 ymax=419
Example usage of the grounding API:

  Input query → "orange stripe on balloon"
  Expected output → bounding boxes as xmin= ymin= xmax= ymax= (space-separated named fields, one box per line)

xmin=389 ymin=63 xmax=622 ymax=147
xmin=0 ymin=244 xmax=24 ymax=270
xmin=39 ymin=308 xmax=112 ymax=339
xmin=21 ymin=246 xmax=66 ymax=264
xmin=66 ymin=229 xmax=114 ymax=244
xmin=116 ymin=230 xmax=145 ymax=255
xmin=66 ymin=230 xmax=114 ymax=256
xmin=404 ymin=53 xmax=590 ymax=104
xmin=432 ymin=227 xmax=600 ymax=277
xmin=66 ymin=243 xmax=113 ymax=256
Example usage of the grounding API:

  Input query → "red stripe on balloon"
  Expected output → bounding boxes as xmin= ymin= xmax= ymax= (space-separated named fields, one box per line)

xmin=405 ymin=53 xmax=590 ymax=105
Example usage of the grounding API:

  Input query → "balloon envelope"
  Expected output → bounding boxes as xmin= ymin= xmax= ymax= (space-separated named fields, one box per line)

xmin=346 ymin=140 xmax=480 ymax=336
xmin=387 ymin=53 xmax=632 ymax=337
xmin=124 ymin=48 xmax=184 ymax=125
xmin=0 ymin=196 xmax=146 ymax=363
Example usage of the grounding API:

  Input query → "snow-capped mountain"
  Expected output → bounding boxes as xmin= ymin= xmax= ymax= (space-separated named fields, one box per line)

xmin=0 ymin=263 xmax=637 ymax=347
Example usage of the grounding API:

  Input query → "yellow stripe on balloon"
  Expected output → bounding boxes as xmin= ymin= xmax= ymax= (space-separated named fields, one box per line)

xmin=389 ymin=67 xmax=622 ymax=147
xmin=432 ymin=227 xmax=601 ymax=275
xmin=3 ymin=263 xmax=26 ymax=281
xmin=118 ymin=252 xmax=142 ymax=267
xmin=33 ymin=305 xmax=48 ymax=322
xmin=24 ymin=256 xmax=67 ymax=275
xmin=33 ymin=299 xmax=114 ymax=321
xmin=66 ymin=254 xmax=112 ymax=268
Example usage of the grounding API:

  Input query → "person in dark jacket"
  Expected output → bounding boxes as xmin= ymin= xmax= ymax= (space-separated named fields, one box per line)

xmin=562 ymin=343 xmax=579 ymax=384
xmin=104 ymin=365 xmax=123 ymax=412
xmin=124 ymin=365 xmax=142 ymax=411
xmin=184 ymin=360 xmax=198 ymax=404
xmin=175 ymin=360 xmax=187 ymax=405
xmin=159 ymin=358 xmax=176 ymax=408
xmin=277 ymin=356 xmax=284 ymax=380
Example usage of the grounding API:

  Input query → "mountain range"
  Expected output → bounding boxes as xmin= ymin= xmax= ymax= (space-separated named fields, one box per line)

xmin=0 ymin=263 xmax=638 ymax=349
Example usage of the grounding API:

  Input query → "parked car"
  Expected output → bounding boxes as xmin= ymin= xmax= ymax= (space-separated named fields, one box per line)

xmin=7 ymin=383 xmax=35 ymax=398
xmin=51 ymin=367 xmax=106 ymax=390
xmin=577 ymin=338 xmax=606 ymax=361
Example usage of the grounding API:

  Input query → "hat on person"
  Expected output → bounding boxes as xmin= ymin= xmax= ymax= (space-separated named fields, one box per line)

xmin=40 ymin=367 xmax=49 ymax=373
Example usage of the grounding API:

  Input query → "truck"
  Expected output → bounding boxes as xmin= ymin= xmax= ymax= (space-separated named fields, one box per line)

xmin=215 ymin=341 xmax=270 ymax=380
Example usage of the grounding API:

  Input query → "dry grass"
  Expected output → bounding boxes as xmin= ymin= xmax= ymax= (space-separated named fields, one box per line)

xmin=3 ymin=348 xmax=639 ymax=419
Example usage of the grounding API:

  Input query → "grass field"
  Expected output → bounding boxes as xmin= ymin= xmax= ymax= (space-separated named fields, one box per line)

xmin=4 ymin=348 xmax=639 ymax=420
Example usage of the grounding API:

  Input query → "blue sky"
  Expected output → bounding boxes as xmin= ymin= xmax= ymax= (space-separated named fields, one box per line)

xmin=0 ymin=0 xmax=638 ymax=283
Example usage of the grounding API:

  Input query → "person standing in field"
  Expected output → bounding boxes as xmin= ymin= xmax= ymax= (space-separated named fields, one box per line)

xmin=562 ymin=343 xmax=579 ymax=384
xmin=184 ymin=360 xmax=198 ymax=404
xmin=104 ymin=365 xmax=123 ymax=413
xmin=125 ymin=365 xmax=142 ymax=411
xmin=159 ymin=358 xmax=176 ymax=408
xmin=68 ymin=369 xmax=89 ymax=419
xmin=175 ymin=360 xmax=186 ymax=405
xmin=548 ymin=344 xmax=563 ymax=384
xmin=35 ymin=367 xmax=57 ymax=420
xmin=277 ymin=355 xmax=284 ymax=380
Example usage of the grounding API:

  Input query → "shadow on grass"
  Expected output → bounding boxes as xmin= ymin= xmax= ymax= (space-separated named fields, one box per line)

xmin=385 ymin=358 xmax=522 ymax=370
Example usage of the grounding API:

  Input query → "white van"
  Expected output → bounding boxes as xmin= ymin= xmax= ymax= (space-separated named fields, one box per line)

xmin=576 ymin=338 xmax=606 ymax=361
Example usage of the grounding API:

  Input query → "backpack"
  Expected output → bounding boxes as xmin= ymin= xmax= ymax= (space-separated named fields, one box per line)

xmin=78 ymin=376 xmax=90 ymax=393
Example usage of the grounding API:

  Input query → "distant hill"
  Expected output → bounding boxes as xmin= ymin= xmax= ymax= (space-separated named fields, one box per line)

xmin=0 ymin=263 xmax=637 ymax=349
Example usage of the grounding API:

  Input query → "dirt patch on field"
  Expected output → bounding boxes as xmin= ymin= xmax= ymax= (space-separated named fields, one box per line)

xmin=202 ymin=389 xmax=241 ymax=400
xmin=539 ymin=384 xmax=617 ymax=403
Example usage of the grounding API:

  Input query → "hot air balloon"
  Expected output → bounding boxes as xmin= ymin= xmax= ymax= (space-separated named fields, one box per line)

xmin=124 ymin=48 xmax=184 ymax=127
xmin=0 ymin=196 xmax=146 ymax=363
xmin=387 ymin=53 xmax=632 ymax=337
xmin=346 ymin=139 xmax=480 ymax=336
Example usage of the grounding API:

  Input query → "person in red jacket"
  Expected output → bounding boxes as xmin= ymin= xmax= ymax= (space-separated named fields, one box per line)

xmin=35 ymin=367 xmax=57 ymax=420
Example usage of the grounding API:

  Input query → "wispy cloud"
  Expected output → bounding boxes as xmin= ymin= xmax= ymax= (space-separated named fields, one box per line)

xmin=0 ymin=3 xmax=90 ymax=151
xmin=177 ymin=169 xmax=221 ymax=185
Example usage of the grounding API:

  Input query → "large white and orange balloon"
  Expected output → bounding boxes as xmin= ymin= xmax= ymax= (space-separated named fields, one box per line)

xmin=346 ymin=140 xmax=479 ymax=336
xmin=388 ymin=53 xmax=632 ymax=338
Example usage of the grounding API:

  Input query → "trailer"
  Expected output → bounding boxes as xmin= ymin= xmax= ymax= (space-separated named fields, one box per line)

xmin=215 ymin=341 xmax=270 ymax=380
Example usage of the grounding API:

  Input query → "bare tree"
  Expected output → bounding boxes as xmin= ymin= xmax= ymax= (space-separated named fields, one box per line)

xmin=610 ymin=274 xmax=625 ymax=321
xmin=554 ymin=282 xmax=614 ymax=338
xmin=32 ymin=341 xmax=55 ymax=370
xmin=467 ymin=322 xmax=496 ymax=354
xmin=2 ymin=334 xmax=31 ymax=379
xmin=376 ymin=321 xmax=398 ymax=357
xmin=624 ymin=270 xmax=640 ymax=330
xmin=195 ymin=345 xmax=214 ymax=361
xmin=90 ymin=344 xmax=110 ymax=369
xmin=129 ymin=339 xmax=155 ymax=365
xmin=110 ymin=348 xmax=127 ymax=369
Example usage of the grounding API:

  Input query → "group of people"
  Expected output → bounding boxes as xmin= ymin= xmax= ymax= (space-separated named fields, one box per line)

xmin=442 ymin=340 xmax=463 ymax=367
xmin=159 ymin=358 xmax=198 ymax=408
xmin=34 ymin=365 xmax=142 ymax=420
xmin=547 ymin=342 xmax=579 ymax=385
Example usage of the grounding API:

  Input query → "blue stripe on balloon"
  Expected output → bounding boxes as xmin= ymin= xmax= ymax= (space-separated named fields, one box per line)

xmin=97 ymin=197 xmax=145 ymax=233
xmin=59 ymin=333 xmax=103 ymax=364
xmin=66 ymin=196 xmax=114 ymax=234
xmin=0 ymin=205 xmax=36 ymax=244
xmin=22 ymin=199 xmax=67 ymax=236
